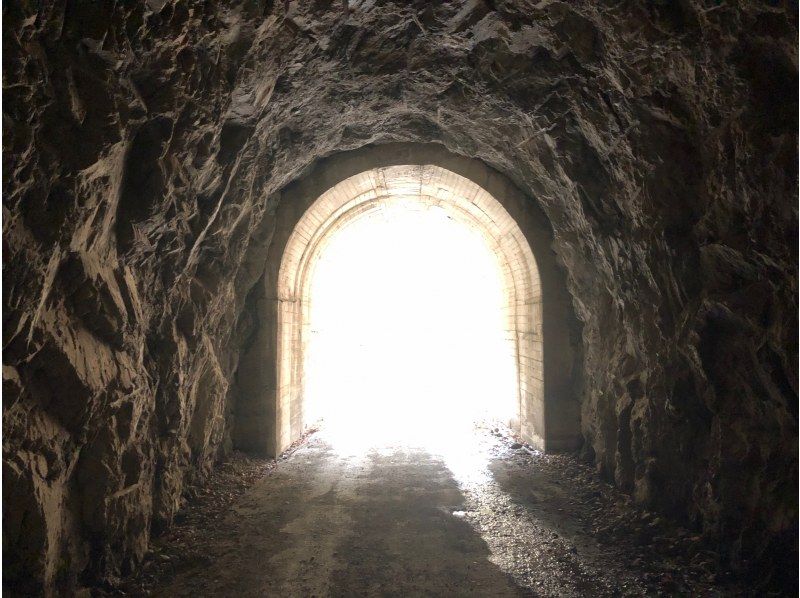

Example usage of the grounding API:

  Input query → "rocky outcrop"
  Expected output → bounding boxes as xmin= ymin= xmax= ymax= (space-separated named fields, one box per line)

xmin=3 ymin=0 xmax=796 ymax=594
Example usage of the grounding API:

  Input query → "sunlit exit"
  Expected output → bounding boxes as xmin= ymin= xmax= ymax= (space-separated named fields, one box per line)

xmin=303 ymin=197 xmax=519 ymax=455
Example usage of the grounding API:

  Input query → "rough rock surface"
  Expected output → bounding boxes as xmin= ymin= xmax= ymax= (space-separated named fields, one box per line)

xmin=2 ymin=0 xmax=797 ymax=594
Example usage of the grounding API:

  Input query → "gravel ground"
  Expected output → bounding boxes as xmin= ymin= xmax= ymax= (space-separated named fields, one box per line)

xmin=105 ymin=423 xmax=753 ymax=597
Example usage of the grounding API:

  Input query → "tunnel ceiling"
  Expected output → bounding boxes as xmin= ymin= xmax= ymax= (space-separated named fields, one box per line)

xmin=3 ymin=0 xmax=797 ymax=593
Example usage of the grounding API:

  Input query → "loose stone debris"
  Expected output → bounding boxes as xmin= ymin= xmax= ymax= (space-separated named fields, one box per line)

xmin=107 ymin=424 xmax=752 ymax=597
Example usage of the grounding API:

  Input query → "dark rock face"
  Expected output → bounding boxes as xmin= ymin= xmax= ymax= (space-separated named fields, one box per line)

xmin=3 ymin=0 xmax=796 ymax=593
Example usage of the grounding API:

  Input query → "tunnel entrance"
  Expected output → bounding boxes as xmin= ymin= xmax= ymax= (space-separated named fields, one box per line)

xmin=234 ymin=144 xmax=580 ymax=457
xmin=303 ymin=196 xmax=519 ymax=451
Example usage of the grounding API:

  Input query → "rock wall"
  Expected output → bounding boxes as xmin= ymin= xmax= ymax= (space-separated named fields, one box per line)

xmin=3 ymin=0 xmax=796 ymax=593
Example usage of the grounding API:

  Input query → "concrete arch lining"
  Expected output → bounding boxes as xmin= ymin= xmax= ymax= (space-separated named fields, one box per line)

xmin=280 ymin=179 xmax=538 ymax=450
xmin=234 ymin=143 xmax=580 ymax=457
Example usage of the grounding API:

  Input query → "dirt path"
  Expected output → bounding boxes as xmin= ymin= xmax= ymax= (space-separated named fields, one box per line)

xmin=119 ymin=426 xmax=744 ymax=597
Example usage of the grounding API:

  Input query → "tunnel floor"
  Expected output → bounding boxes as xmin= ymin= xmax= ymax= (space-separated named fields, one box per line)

xmin=123 ymin=425 xmax=742 ymax=597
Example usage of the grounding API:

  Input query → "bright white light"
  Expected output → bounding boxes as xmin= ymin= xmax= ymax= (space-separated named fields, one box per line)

xmin=304 ymin=198 xmax=518 ymax=455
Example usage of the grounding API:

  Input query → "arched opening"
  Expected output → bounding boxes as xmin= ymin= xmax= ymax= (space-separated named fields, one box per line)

xmin=303 ymin=192 xmax=521 ymax=451
xmin=280 ymin=165 xmax=541 ymax=453
xmin=234 ymin=144 xmax=580 ymax=457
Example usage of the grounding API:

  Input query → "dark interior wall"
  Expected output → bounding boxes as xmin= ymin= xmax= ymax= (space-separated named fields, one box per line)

xmin=3 ymin=0 xmax=796 ymax=593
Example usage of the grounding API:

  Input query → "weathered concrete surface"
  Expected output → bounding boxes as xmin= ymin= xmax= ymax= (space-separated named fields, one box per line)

xmin=135 ymin=427 xmax=745 ymax=597
xmin=2 ymin=0 xmax=797 ymax=593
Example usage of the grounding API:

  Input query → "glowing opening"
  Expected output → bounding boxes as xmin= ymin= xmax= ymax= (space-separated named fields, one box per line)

xmin=271 ymin=164 xmax=548 ymax=457
xmin=304 ymin=198 xmax=518 ymax=453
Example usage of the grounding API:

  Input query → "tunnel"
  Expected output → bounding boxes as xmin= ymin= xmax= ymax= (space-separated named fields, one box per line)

xmin=2 ymin=1 xmax=797 ymax=596
xmin=234 ymin=151 xmax=579 ymax=457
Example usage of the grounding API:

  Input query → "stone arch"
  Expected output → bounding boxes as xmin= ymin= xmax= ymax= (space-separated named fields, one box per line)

xmin=234 ymin=143 xmax=580 ymax=456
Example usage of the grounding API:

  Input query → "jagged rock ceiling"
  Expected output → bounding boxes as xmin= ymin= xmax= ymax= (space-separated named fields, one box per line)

xmin=3 ymin=0 xmax=797 ymax=593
